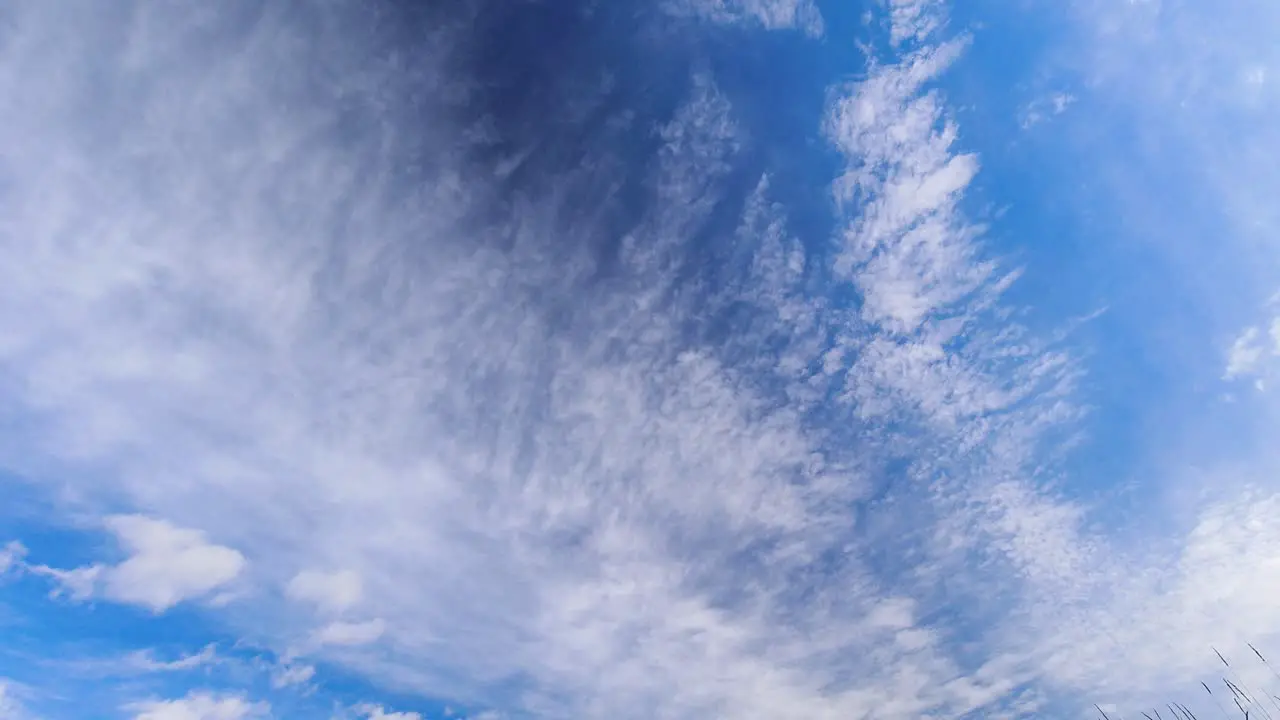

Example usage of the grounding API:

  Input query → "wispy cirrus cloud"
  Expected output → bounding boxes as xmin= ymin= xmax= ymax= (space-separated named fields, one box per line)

xmin=124 ymin=645 xmax=220 ymax=674
xmin=0 ymin=0 xmax=1087 ymax=717
xmin=0 ymin=680 xmax=34 ymax=720
xmin=885 ymin=0 xmax=946 ymax=47
xmin=937 ymin=0 xmax=1280 ymax=712
xmin=3 ymin=0 xmax=1249 ymax=718
xmin=664 ymin=0 xmax=824 ymax=36
xmin=1027 ymin=490 xmax=1280 ymax=696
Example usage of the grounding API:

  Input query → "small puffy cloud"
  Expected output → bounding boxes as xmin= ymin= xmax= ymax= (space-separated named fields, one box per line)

xmin=127 ymin=691 xmax=267 ymax=720
xmin=1225 ymin=326 xmax=1266 ymax=379
xmin=269 ymin=664 xmax=315 ymax=689
xmin=313 ymin=619 xmax=386 ymax=647
xmin=1224 ymin=315 xmax=1280 ymax=389
xmin=286 ymin=569 xmax=363 ymax=615
xmin=0 ymin=541 xmax=26 ymax=577
xmin=353 ymin=704 xmax=424 ymax=720
xmin=102 ymin=516 xmax=246 ymax=611
xmin=33 ymin=516 xmax=245 ymax=612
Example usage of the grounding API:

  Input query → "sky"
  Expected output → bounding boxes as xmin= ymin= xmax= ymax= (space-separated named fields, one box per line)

xmin=1 ymin=0 xmax=1279 ymax=718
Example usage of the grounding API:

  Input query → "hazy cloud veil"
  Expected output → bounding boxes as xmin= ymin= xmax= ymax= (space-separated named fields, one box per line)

xmin=1 ymin=0 xmax=1279 ymax=718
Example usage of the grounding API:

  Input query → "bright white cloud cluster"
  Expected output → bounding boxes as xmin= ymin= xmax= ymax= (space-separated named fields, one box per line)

xmin=827 ymin=37 xmax=984 ymax=336
xmin=32 ymin=516 xmax=244 ymax=612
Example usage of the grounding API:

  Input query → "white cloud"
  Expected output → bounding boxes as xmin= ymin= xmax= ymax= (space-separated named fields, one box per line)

xmin=127 ymin=692 xmax=267 ymax=720
xmin=0 ymin=680 xmax=33 ymax=720
xmin=887 ymin=0 xmax=945 ymax=46
xmin=0 ymin=1 xmax=1113 ymax=718
xmin=125 ymin=644 xmax=219 ymax=673
xmin=33 ymin=516 xmax=244 ymax=612
xmin=313 ymin=619 xmax=386 ymax=648
xmin=287 ymin=569 xmax=363 ymax=615
xmin=1019 ymin=92 xmax=1076 ymax=129
xmin=352 ymin=704 xmax=423 ymax=720
xmin=666 ymin=0 xmax=824 ymax=36
xmin=29 ymin=563 xmax=100 ymax=602
xmin=1008 ymin=490 xmax=1280 ymax=706
xmin=0 ymin=0 xmax=1052 ymax=716
xmin=100 ymin=516 xmax=245 ymax=611
xmin=270 ymin=663 xmax=315 ymax=690
xmin=825 ymin=38 xmax=989 ymax=337
xmin=0 ymin=541 xmax=25 ymax=577
xmin=1225 ymin=326 xmax=1266 ymax=379
xmin=1223 ymin=308 xmax=1280 ymax=390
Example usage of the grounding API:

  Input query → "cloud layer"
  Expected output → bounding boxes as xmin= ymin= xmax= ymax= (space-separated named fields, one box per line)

xmin=1 ymin=0 xmax=1279 ymax=718
xmin=0 ymin=0 xmax=1074 ymax=716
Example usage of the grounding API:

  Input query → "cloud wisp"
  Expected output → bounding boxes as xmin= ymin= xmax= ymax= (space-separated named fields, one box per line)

xmin=665 ymin=0 xmax=825 ymax=36
xmin=0 ymin=680 xmax=34 ymax=720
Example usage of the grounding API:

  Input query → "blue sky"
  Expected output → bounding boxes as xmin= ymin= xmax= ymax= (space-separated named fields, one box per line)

xmin=2 ymin=1 xmax=1280 ymax=718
